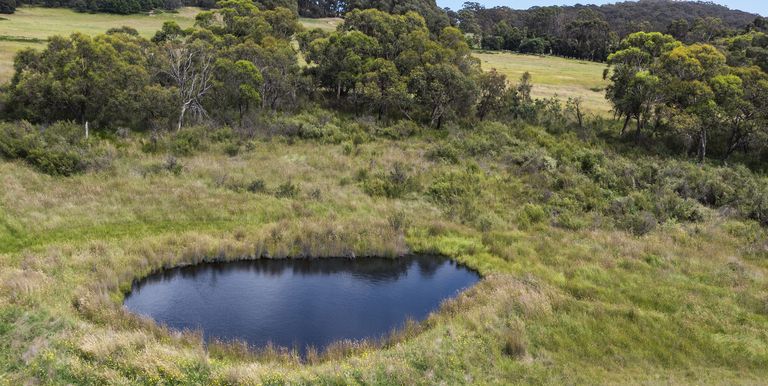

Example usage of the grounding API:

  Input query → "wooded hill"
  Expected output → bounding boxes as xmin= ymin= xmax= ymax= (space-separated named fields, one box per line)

xmin=455 ymin=0 xmax=763 ymax=60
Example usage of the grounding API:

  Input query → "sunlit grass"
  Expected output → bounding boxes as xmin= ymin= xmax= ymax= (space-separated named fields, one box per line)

xmin=475 ymin=50 xmax=612 ymax=115
xmin=0 ymin=120 xmax=766 ymax=384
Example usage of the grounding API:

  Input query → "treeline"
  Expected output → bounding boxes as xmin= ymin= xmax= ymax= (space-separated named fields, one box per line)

xmin=1 ymin=0 xmax=449 ymax=31
xmin=298 ymin=0 xmax=449 ymax=32
xmin=1 ymin=1 xmax=767 ymax=168
xmin=454 ymin=0 xmax=763 ymax=61
xmin=0 ymin=2 xmax=538 ymax=133
xmin=7 ymin=0 xmax=214 ymax=14
xmin=607 ymin=31 xmax=768 ymax=163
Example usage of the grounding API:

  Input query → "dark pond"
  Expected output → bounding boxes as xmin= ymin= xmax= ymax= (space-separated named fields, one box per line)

xmin=123 ymin=255 xmax=479 ymax=354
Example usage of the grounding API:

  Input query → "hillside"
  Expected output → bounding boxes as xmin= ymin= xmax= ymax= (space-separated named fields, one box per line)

xmin=458 ymin=0 xmax=762 ymax=60
xmin=0 ymin=2 xmax=767 ymax=384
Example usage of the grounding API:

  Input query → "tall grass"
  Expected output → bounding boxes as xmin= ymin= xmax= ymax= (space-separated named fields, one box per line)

xmin=0 ymin=115 xmax=767 ymax=384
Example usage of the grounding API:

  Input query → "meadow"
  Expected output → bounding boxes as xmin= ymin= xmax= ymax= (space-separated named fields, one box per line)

xmin=475 ymin=51 xmax=612 ymax=114
xmin=1 ymin=5 xmax=767 ymax=385
xmin=0 ymin=114 xmax=767 ymax=384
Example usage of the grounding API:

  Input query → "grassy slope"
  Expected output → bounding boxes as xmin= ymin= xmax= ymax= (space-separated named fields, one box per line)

xmin=475 ymin=51 xmax=611 ymax=115
xmin=0 ymin=121 xmax=766 ymax=384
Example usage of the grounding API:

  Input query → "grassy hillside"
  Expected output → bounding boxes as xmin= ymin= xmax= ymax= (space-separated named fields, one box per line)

xmin=475 ymin=51 xmax=611 ymax=115
xmin=0 ymin=114 xmax=767 ymax=384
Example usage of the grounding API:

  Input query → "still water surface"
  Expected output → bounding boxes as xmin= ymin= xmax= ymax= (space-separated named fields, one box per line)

xmin=124 ymin=255 xmax=479 ymax=353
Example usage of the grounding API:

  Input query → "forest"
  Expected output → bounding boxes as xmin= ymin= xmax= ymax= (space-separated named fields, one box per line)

xmin=456 ymin=1 xmax=765 ymax=60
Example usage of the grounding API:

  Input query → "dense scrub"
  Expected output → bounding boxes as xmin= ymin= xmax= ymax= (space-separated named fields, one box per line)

xmin=0 ymin=121 xmax=112 ymax=175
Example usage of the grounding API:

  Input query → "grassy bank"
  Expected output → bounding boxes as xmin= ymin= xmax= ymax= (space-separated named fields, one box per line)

xmin=0 ymin=113 xmax=767 ymax=384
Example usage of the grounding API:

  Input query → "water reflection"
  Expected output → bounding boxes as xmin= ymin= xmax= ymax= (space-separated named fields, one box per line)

xmin=124 ymin=255 xmax=479 ymax=354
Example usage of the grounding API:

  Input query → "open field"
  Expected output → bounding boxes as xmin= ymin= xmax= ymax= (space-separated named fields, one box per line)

xmin=475 ymin=51 xmax=612 ymax=115
xmin=1 ymin=116 xmax=767 ymax=383
xmin=299 ymin=16 xmax=343 ymax=32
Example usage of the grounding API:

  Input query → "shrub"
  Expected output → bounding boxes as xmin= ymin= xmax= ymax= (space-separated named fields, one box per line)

xmin=247 ymin=179 xmax=267 ymax=194
xmin=428 ymin=169 xmax=484 ymax=222
xmin=223 ymin=142 xmax=241 ymax=157
xmin=518 ymin=204 xmax=547 ymax=229
xmin=275 ymin=180 xmax=300 ymax=198
xmin=170 ymin=129 xmax=204 ymax=156
xmin=162 ymin=155 xmax=183 ymax=176
xmin=629 ymin=211 xmax=658 ymax=236
xmin=501 ymin=327 xmax=527 ymax=358
xmin=426 ymin=144 xmax=459 ymax=164
xmin=375 ymin=120 xmax=420 ymax=140
xmin=0 ymin=121 xmax=94 ymax=176
xmin=362 ymin=162 xmax=419 ymax=199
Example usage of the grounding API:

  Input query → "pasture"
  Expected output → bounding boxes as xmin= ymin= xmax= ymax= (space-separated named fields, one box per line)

xmin=475 ymin=50 xmax=612 ymax=114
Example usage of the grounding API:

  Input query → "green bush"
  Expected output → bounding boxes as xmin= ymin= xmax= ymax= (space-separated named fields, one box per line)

xmin=0 ymin=121 xmax=94 ymax=176
xmin=275 ymin=180 xmax=300 ymax=198
xmin=375 ymin=120 xmax=420 ymax=140
xmin=518 ymin=203 xmax=548 ymax=228
xmin=223 ymin=142 xmax=241 ymax=157
xmin=426 ymin=143 xmax=459 ymax=164
xmin=247 ymin=179 xmax=267 ymax=194
xmin=362 ymin=162 xmax=419 ymax=199
xmin=170 ymin=129 xmax=204 ymax=156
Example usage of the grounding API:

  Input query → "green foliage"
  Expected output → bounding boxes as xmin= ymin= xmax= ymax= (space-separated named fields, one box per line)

xmin=0 ymin=121 xmax=105 ymax=176
xmin=6 ymin=33 xmax=158 ymax=130
xmin=170 ymin=128 xmax=205 ymax=156
xmin=464 ymin=1 xmax=755 ymax=59
xmin=247 ymin=179 xmax=267 ymax=194
xmin=0 ymin=0 xmax=15 ymax=14
xmin=275 ymin=179 xmax=300 ymax=198
xmin=517 ymin=203 xmax=547 ymax=229
xmin=607 ymin=31 xmax=768 ymax=162
xmin=361 ymin=162 xmax=419 ymax=199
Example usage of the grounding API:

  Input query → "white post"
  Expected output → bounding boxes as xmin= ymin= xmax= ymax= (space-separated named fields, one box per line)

xmin=85 ymin=121 xmax=89 ymax=139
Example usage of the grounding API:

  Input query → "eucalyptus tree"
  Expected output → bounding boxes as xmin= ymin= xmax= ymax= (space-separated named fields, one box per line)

xmin=6 ymin=32 xmax=155 ymax=129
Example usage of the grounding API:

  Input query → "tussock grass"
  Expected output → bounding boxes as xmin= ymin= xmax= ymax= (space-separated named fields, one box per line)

xmin=0 ymin=119 xmax=767 ymax=384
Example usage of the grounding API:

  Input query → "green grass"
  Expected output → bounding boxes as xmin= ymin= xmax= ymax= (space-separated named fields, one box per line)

xmin=0 ymin=116 xmax=767 ymax=384
xmin=475 ymin=50 xmax=611 ymax=115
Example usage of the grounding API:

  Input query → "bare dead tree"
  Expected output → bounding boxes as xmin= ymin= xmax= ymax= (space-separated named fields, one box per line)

xmin=161 ymin=41 xmax=215 ymax=130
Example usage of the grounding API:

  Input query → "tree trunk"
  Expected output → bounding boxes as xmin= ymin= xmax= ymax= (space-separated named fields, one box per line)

xmin=621 ymin=115 xmax=630 ymax=136
xmin=178 ymin=104 xmax=187 ymax=131
xmin=698 ymin=127 xmax=707 ymax=163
